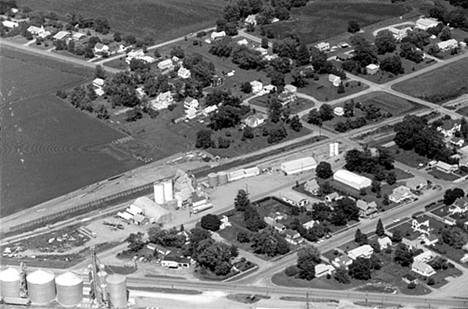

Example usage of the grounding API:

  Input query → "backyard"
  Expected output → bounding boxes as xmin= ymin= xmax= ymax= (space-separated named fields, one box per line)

xmin=295 ymin=76 xmax=367 ymax=102
xmin=392 ymin=59 xmax=468 ymax=104
xmin=250 ymin=94 xmax=315 ymax=115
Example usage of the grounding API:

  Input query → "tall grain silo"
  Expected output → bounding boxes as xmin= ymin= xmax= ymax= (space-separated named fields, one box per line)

xmin=97 ymin=270 xmax=108 ymax=286
xmin=217 ymin=171 xmax=228 ymax=185
xmin=55 ymin=272 xmax=83 ymax=307
xmin=0 ymin=267 xmax=21 ymax=298
xmin=208 ymin=173 xmax=218 ymax=187
xmin=26 ymin=269 xmax=56 ymax=304
xmin=153 ymin=181 xmax=165 ymax=204
xmin=163 ymin=179 xmax=173 ymax=202
xmin=106 ymin=274 xmax=127 ymax=309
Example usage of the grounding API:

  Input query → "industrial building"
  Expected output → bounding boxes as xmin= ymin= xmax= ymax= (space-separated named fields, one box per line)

xmin=153 ymin=179 xmax=173 ymax=205
xmin=131 ymin=197 xmax=172 ymax=224
xmin=333 ymin=169 xmax=371 ymax=190
xmin=282 ymin=191 xmax=309 ymax=207
xmin=281 ymin=157 xmax=317 ymax=175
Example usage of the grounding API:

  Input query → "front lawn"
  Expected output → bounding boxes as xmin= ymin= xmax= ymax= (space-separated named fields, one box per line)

xmin=296 ymin=77 xmax=367 ymax=102
xmin=428 ymin=169 xmax=461 ymax=181
xmin=386 ymin=145 xmax=429 ymax=168
xmin=249 ymin=94 xmax=315 ymax=114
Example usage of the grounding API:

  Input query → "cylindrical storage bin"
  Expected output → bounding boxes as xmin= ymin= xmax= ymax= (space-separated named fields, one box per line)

xmin=97 ymin=271 xmax=107 ymax=286
xmin=55 ymin=272 xmax=83 ymax=307
xmin=217 ymin=171 xmax=228 ymax=185
xmin=0 ymin=267 xmax=21 ymax=298
xmin=207 ymin=173 xmax=218 ymax=187
xmin=106 ymin=274 xmax=127 ymax=308
xmin=26 ymin=269 xmax=56 ymax=304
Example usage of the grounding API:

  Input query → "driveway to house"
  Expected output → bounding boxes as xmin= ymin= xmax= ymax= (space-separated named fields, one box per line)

xmin=372 ymin=21 xmax=416 ymax=37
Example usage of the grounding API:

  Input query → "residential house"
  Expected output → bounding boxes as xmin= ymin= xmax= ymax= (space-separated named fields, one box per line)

xmin=278 ymin=91 xmax=297 ymax=106
xmin=435 ymin=161 xmax=457 ymax=173
xmin=315 ymin=264 xmax=335 ymax=278
xmin=219 ymin=215 xmax=231 ymax=230
xmin=406 ymin=177 xmax=427 ymax=191
xmin=415 ymin=18 xmax=439 ymax=30
xmin=348 ymin=245 xmax=374 ymax=260
xmin=237 ymin=39 xmax=248 ymax=46
xmin=255 ymin=47 xmax=268 ymax=55
xmin=325 ymin=192 xmax=339 ymax=203
xmin=388 ymin=27 xmax=412 ymax=40
xmin=53 ymin=30 xmax=70 ymax=41
xmin=263 ymin=85 xmax=277 ymax=93
xmin=132 ymin=213 xmax=149 ymax=225
xmin=94 ymin=43 xmax=109 ymax=54
xmin=449 ymin=197 xmax=468 ymax=215
xmin=437 ymin=39 xmax=458 ymax=52
xmin=243 ymin=114 xmax=266 ymax=128
xmin=336 ymin=53 xmax=352 ymax=61
xmin=284 ymin=229 xmax=303 ymax=245
xmin=264 ymin=212 xmax=287 ymax=226
xmin=463 ymin=242 xmax=468 ymax=252
xmin=250 ymin=80 xmax=263 ymax=94
xmin=211 ymin=31 xmax=226 ymax=40
xmin=450 ymin=136 xmax=464 ymax=147
xmin=282 ymin=191 xmax=309 ymax=207
xmin=339 ymin=42 xmax=350 ymax=48
xmin=27 ymin=25 xmax=50 ymax=38
xmin=172 ymin=55 xmax=181 ymax=64
xmin=414 ymin=251 xmax=434 ymax=263
xmin=332 ymin=255 xmax=353 ymax=269
xmin=304 ymin=179 xmax=320 ymax=195
xmin=334 ymin=107 xmax=344 ymax=116
xmin=389 ymin=186 xmax=415 ymax=203
xmin=272 ymin=222 xmax=286 ymax=233
xmin=315 ymin=42 xmax=330 ymax=52
xmin=460 ymin=253 xmax=468 ymax=263
xmin=2 ymin=20 xmax=19 ymax=29
xmin=264 ymin=54 xmax=279 ymax=61
xmin=356 ymin=200 xmax=378 ymax=217
xmin=302 ymin=219 xmax=318 ymax=230
xmin=161 ymin=256 xmax=191 ymax=268
xmin=377 ymin=236 xmax=392 ymax=250
xmin=203 ymin=105 xmax=218 ymax=116
xmin=437 ymin=120 xmax=461 ymax=138
xmin=411 ymin=218 xmax=432 ymax=236
xmin=411 ymin=261 xmax=436 ymax=277
xmin=72 ymin=32 xmax=86 ymax=41
xmin=211 ymin=75 xmax=224 ymax=87
xmin=245 ymin=14 xmax=257 ymax=25
xmin=366 ymin=63 xmax=380 ymax=75
xmin=150 ymin=91 xmax=173 ymax=110
xmin=93 ymin=78 xmax=105 ymax=88
xmin=328 ymin=74 xmax=341 ymax=87
xmin=147 ymin=243 xmax=171 ymax=256
xmin=177 ymin=67 xmax=191 ymax=79
xmin=402 ymin=274 xmax=418 ymax=285
xmin=421 ymin=234 xmax=439 ymax=246
xmin=284 ymin=84 xmax=297 ymax=94
xmin=184 ymin=97 xmax=199 ymax=110
xmin=136 ymin=87 xmax=145 ymax=99
xmin=158 ymin=59 xmax=174 ymax=71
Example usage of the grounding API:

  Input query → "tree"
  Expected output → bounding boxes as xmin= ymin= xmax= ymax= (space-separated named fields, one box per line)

xmin=375 ymin=30 xmax=397 ymax=54
xmin=242 ymin=126 xmax=254 ymax=140
xmin=296 ymin=42 xmax=310 ymax=65
xmin=400 ymin=42 xmax=423 ymax=63
xmin=439 ymin=26 xmax=452 ymax=41
xmin=443 ymin=188 xmax=465 ymax=205
xmin=348 ymin=20 xmax=360 ymax=33
xmin=386 ymin=172 xmax=397 ymax=185
xmin=285 ymin=265 xmax=300 ymax=277
xmin=355 ymin=229 xmax=368 ymax=245
xmin=268 ymin=98 xmax=283 ymax=123
xmin=371 ymin=180 xmax=381 ymax=194
xmin=337 ymin=82 xmax=345 ymax=94
xmin=440 ymin=226 xmax=468 ymax=249
xmin=244 ymin=205 xmax=267 ymax=232
xmin=380 ymin=55 xmax=404 ymax=75
xmin=334 ymin=267 xmax=351 ymax=284
xmin=235 ymin=189 xmax=250 ymax=212
xmin=261 ymin=37 xmax=269 ymax=49
xmin=241 ymin=81 xmax=252 ymax=93
xmin=319 ymin=104 xmax=334 ymax=121
xmin=232 ymin=45 xmax=265 ymax=70
xmin=297 ymin=245 xmax=321 ymax=280
xmin=290 ymin=115 xmax=303 ymax=132
xmin=392 ymin=229 xmax=402 ymax=243
xmin=316 ymin=162 xmax=333 ymax=179
xmin=351 ymin=36 xmax=378 ymax=67
xmin=461 ymin=117 xmax=468 ymax=139
xmin=394 ymin=243 xmax=413 ymax=267
xmin=270 ymin=70 xmax=285 ymax=89
xmin=195 ymin=240 xmax=234 ymax=275
xmin=307 ymin=109 xmax=322 ymax=125
xmin=125 ymin=232 xmax=145 ymax=253
xmin=291 ymin=69 xmax=307 ymax=88
xmin=344 ymin=101 xmax=354 ymax=117
xmin=95 ymin=65 xmax=106 ymax=79
xmin=349 ymin=257 xmax=372 ymax=280
xmin=209 ymin=37 xmax=233 ymax=58
xmin=376 ymin=219 xmax=385 ymax=236
xmin=201 ymin=214 xmax=222 ymax=231
xmin=427 ymin=43 xmax=441 ymax=56
xmin=125 ymin=108 xmax=142 ymax=122
xmin=237 ymin=230 xmax=251 ymax=243
xmin=195 ymin=129 xmax=214 ymax=149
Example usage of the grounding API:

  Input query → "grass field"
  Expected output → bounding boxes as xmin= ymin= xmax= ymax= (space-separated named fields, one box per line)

xmin=0 ymin=49 xmax=142 ymax=217
xmin=456 ymin=106 xmax=468 ymax=117
xmin=393 ymin=59 xmax=468 ymax=104
xmin=260 ymin=0 xmax=409 ymax=45
xmin=296 ymin=77 xmax=367 ymax=102
xmin=18 ymin=0 xmax=224 ymax=42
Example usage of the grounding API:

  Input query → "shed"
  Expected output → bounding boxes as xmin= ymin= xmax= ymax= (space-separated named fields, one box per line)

xmin=366 ymin=63 xmax=379 ymax=75
xmin=281 ymin=157 xmax=317 ymax=175
xmin=282 ymin=191 xmax=309 ymax=207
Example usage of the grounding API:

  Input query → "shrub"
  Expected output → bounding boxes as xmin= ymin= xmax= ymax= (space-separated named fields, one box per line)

xmin=407 ymin=282 xmax=416 ymax=289
xmin=285 ymin=265 xmax=299 ymax=277
xmin=427 ymin=277 xmax=435 ymax=285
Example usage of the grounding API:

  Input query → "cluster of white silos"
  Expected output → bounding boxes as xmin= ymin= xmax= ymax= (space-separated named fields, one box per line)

xmin=154 ymin=179 xmax=173 ymax=204
xmin=0 ymin=267 xmax=127 ymax=308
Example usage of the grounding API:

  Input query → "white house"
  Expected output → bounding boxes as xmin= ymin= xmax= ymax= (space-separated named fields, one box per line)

xmin=414 ymin=251 xmax=434 ymax=263
xmin=94 ymin=43 xmax=109 ymax=54
xmin=388 ymin=27 xmax=412 ymax=40
xmin=250 ymin=80 xmax=263 ymax=94
xmin=348 ymin=245 xmax=374 ymax=260
xmin=449 ymin=197 xmax=468 ymax=215
xmin=415 ymin=18 xmax=439 ymax=30
xmin=356 ymin=200 xmax=378 ymax=217
xmin=411 ymin=261 xmax=436 ymax=277
xmin=184 ymin=97 xmax=199 ymax=110
xmin=315 ymin=264 xmax=335 ymax=278
xmin=406 ymin=177 xmax=427 ymax=191
xmin=437 ymin=119 xmax=461 ymax=137
xmin=333 ymin=169 xmax=372 ymax=190
xmin=255 ymin=47 xmax=268 ymax=55
xmin=151 ymin=91 xmax=174 ymax=110
xmin=237 ymin=39 xmax=249 ymax=46
xmin=27 ymin=25 xmax=50 ymax=38
xmin=203 ymin=105 xmax=218 ymax=116
xmin=304 ymin=179 xmax=320 ymax=195
xmin=278 ymin=91 xmax=297 ymax=106
xmin=177 ymin=67 xmax=191 ymax=79
xmin=211 ymin=31 xmax=226 ymax=40
xmin=437 ymin=39 xmax=458 ymax=52
xmin=281 ymin=157 xmax=317 ymax=175
xmin=243 ymin=113 xmax=266 ymax=128
xmin=72 ymin=32 xmax=86 ymax=41
xmin=282 ymin=191 xmax=309 ymax=207
xmin=284 ymin=84 xmax=297 ymax=94
xmin=219 ymin=215 xmax=231 ymax=230
xmin=53 ymin=30 xmax=71 ymax=41
xmin=411 ymin=218 xmax=432 ymax=236
xmin=158 ymin=59 xmax=174 ymax=71
xmin=378 ymin=236 xmax=392 ymax=250
xmin=334 ymin=107 xmax=344 ymax=116
xmin=93 ymin=78 xmax=105 ymax=88
xmin=328 ymin=74 xmax=341 ymax=87
xmin=2 ymin=20 xmax=19 ymax=29
xmin=366 ymin=63 xmax=380 ymax=75
xmin=161 ymin=256 xmax=191 ymax=269
xmin=302 ymin=219 xmax=318 ymax=230
xmin=245 ymin=14 xmax=257 ymax=25
xmin=389 ymin=186 xmax=415 ymax=203
xmin=284 ymin=229 xmax=303 ymax=245
xmin=315 ymin=42 xmax=330 ymax=52
xmin=435 ymin=161 xmax=457 ymax=173
xmin=332 ymin=255 xmax=353 ymax=269
xmin=450 ymin=136 xmax=464 ymax=147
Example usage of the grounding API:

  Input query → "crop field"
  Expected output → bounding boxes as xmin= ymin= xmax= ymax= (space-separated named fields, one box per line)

xmin=0 ymin=50 xmax=142 ymax=217
xmin=261 ymin=1 xmax=409 ymax=45
xmin=393 ymin=59 xmax=468 ymax=104
xmin=17 ymin=0 xmax=224 ymax=42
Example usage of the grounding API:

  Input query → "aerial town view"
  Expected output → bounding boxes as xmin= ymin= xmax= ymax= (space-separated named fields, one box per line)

xmin=1 ymin=0 xmax=468 ymax=308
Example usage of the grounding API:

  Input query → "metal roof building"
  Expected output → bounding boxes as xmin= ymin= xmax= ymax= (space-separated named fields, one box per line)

xmin=333 ymin=169 xmax=371 ymax=190
xmin=280 ymin=157 xmax=317 ymax=175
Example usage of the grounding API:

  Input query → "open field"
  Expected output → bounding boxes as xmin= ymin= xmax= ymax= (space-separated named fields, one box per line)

xmin=0 ymin=49 xmax=142 ymax=217
xmin=296 ymin=77 xmax=367 ymax=102
xmin=17 ymin=0 xmax=224 ymax=42
xmin=260 ymin=0 xmax=409 ymax=45
xmin=250 ymin=95 xmax=315 ymax=114
xmin=392 ymin=59 xmax=468 ymax=104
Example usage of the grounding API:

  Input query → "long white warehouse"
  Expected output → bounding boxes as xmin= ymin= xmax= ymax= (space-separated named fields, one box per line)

xmin=281 ymin=157 xmax=317 ymax=175
xmin=333 ymin=169 xmax=371 ymax=190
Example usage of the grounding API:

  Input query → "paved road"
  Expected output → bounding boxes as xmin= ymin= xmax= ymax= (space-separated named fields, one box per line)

xmin=372 ymin=21 xmax=416 ymax=37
